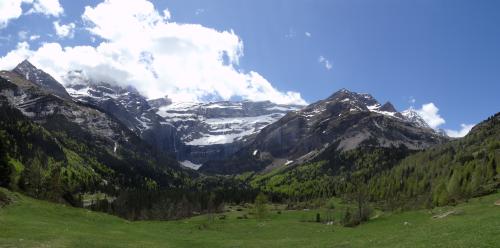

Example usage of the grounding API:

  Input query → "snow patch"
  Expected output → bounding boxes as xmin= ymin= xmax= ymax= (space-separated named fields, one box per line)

xmin=180 ymin=160 xmax=202 ymax=170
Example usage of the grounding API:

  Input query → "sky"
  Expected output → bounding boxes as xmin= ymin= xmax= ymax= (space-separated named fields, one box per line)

xmin=0 ymin=0 xmax=499 ymax=137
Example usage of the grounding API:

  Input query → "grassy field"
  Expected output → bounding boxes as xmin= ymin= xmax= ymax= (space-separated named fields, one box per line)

xmin=0 ymin=189 xmax=499 ymax=248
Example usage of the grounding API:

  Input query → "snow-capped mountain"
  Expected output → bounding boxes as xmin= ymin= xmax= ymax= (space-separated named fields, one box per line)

xmin=153 ymin=100 xmax=302 ymax=146
xmin=8 ymin=61 xmax=443 ymax=173
xmin=201 ymin=89 xmax=448 ymax=174
xmin=62 ymin=70 xmax=302 ymax=168
xmin=401 ymin=108 xmax=431 ymax=129
xmin=63 ymin=70 xmax=181 ymax=156
xmin=150 ymin=99 xmax=302 ymax=166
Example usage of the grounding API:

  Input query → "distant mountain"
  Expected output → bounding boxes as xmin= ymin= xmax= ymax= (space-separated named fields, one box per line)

xmin=151 ymin=99 xmax=302 ymax=167
xmin=201 ymin=88 xmax=448 ymax=174
xmin=62 ymin=70 xmax=302 ymax=169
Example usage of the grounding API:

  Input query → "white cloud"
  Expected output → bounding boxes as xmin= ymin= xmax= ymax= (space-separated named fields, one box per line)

xmin=29 ymin=34 xmax=40 ymax=41
xmin=163 ymin=8 xmax=171 ymax=20
xmin=18 ymin=30 xmax=29 ymax=40
xmin=0 ymin=41 xmax=32 ymax=69
xmin=0 ymin=0 xmax=63 ymax=29
xmin=305 ymin=32 xmax=311 ymax=37
xmin=412 ymin=102 xmax=474 ymax=137
xmin=0 ymin=0 xmax=24 ymax=29
xmin=0 ymin=0 xmax=306 ymax=105
xmin=318 ymin=56 xmax=332 ymax=70
xmin=415 ymin=103 xmax=445 ymax=129
xmin=53 ymin=21 xmax=75 ymax=38
xmin=445 ymin=124 xmax=474 ymax=138
xmin=26 ymin=0 xmax=63 ymax=17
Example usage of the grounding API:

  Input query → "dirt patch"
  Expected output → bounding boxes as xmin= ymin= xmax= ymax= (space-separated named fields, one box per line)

xmin=495 ymin=199 xmax=500 ymax=206
xmin=432 ymin=210 xmax=464 ymax=219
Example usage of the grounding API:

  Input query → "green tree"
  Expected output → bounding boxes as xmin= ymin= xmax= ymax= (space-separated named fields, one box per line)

xmin=447 ymin=170 xmax=462 ymax=203
xmin=254 ymin=192 xmax=268 ymax=219
xmin=21 ymin=157 xmax=44 ymax=198
xmin=0 ymin=141 xmax=11 ymax=187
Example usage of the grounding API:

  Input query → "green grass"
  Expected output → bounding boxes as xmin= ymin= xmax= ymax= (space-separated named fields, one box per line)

xmin=0 ymin=188 xmax=499 ymax=248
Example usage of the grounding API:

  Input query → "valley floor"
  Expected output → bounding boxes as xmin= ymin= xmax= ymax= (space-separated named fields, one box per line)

xmin=0 ymin=189 xmax=499 ymax=248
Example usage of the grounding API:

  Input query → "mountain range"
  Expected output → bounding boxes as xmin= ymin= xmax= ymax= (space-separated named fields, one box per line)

xmin=1 ymin=61 xmax=447 ymax=174
xmin=1 ymin=60 xmax=497 ymax=220
xmin=202 ymin=89 xmax=447 ymax=173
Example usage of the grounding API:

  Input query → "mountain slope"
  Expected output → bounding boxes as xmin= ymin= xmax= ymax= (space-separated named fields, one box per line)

xmin=367 ymin=111 xmax=500 ymax=207
xmin=202 ymin=89 xmax=447 ymax=174
xmin=251 ymin=112 xmax=499 ymax=208
xmin=0 ymin=63 xmax=189 ymax=204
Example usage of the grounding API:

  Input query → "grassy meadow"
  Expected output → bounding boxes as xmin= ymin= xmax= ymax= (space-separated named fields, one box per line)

xmin=0 ymin=188 xmax=499 ymax=248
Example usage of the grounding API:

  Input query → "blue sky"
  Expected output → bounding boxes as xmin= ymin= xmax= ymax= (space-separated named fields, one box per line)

xmin=0 ymin=0 xmax=499 ymax=136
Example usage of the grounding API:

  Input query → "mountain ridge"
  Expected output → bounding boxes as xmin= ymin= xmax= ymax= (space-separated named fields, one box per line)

xmin=201 ymin=88 xmax=448 ymax=174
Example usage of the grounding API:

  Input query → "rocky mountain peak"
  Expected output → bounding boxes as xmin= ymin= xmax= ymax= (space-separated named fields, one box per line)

xmin=401 ymin=108 xmax=431 ymax=129
xmin=13 ymin=59 xmax=36 ymax=73
xmin=12 ymin=60 xmax=71 ymax=99
xmin=379 ymin=101 xmax=397 ymax=112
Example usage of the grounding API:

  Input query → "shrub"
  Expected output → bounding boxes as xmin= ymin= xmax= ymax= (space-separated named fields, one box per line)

xmin=0 ymin=190 xmax=11 ymax=207
xmin=341 ymin=206 xmax=373 ymax=227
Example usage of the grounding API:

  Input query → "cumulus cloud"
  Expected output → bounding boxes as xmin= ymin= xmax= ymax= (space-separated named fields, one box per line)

xmin=0 ymin=0 xmax=306 ymax=105
xmin=415 ymin=103 xmax=445 ymax=129
xmin=412 ymin=102 xmax=474 ymax=137
xmin=0 ymin=0 xmax=63 ymax=29
xmin=53 ymin=21 xmax=75 ymax=38
xmin=0 ymin=41 xmax=32 ymax=69
xmin=445 ymin=124 xmax=475 ymax=138
xmin=26 ymin=0 xmax=63 ymax=17
xmin=0 ymin=0 xmax=24 ymax=29
xmin=318 ymin=56 xmax=332 ymax=70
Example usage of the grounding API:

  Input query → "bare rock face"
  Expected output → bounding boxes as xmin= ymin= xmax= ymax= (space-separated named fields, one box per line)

xmin=201 ymin=89 xmax=448 ymax=174
xmin=13 ymin=60 xmax=71 ymax=99
xmin=63 ymin=70 xmax=181 ymax=157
